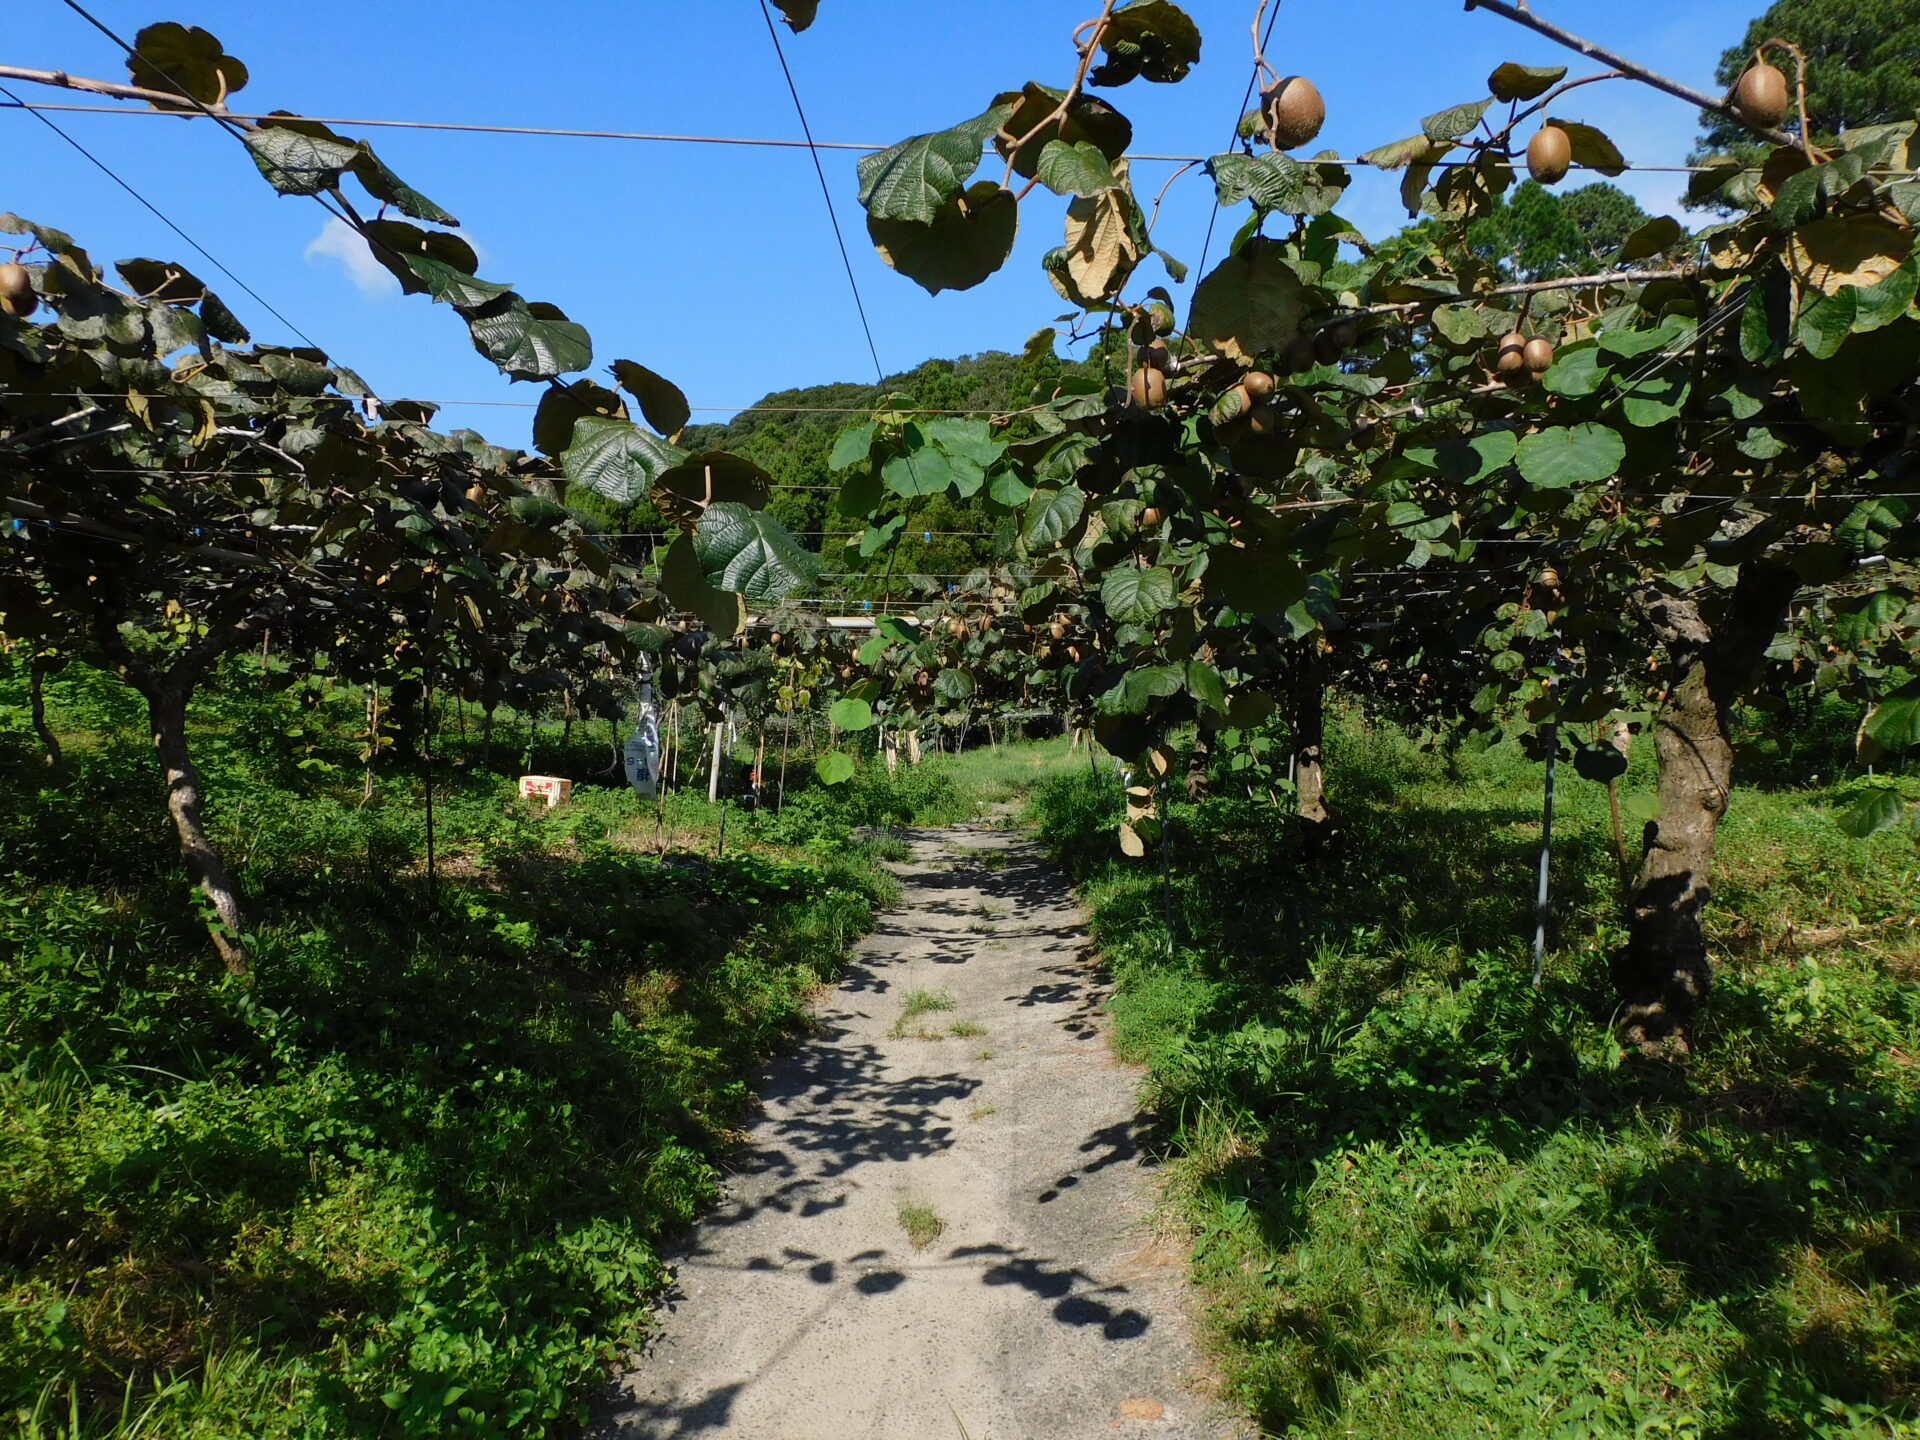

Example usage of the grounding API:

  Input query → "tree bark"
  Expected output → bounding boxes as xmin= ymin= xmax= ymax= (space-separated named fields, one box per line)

xmin=1291 ymin=651 xmax=1329 ymax=828
xmin=28 ymin=655 xmax=63 ymax=773
xmin=144 ymin=678 xmax=251 ymax=979
xmin=1186 ymin=728 xmax=1212 ymax=803
xmin=1613 ymin=568 xmax=1798 ymax=1052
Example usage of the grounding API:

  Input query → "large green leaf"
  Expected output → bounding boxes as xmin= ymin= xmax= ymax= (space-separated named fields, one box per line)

xmin=1187 ymin=238 xmax=1308 ymax=362
xmin=533 ymin=379 xmax=624 ymax=455
xmin=1033 ymin=140 xmax=1121 ymax=197
xmin=816 ymin=750 xmax=857 ymax=785
xmin=1089 ymin=0 xmax=1202 ymax=86
xmin=1423 ymin=98 xmax=1492 ymax=142
xmin=829 ymin=697 xmax=876 ymax=732
xmin=1022 ymin=485 xmax=1086 ymax=547
xmin=772 ymin=1 xmax=819 ymax=31
xmin=127 ymin=22 xmax=248 ymax=109
xmin=693 ymin=502 xmax=823 ymax=604
xmin=829 ymin=422 xmax=877 ymax=471
xmin=1207 ymin=153 xmax=1349 ymax=215
xmin=1487 ymin=62 xmax=1565 ymax=101
xmin=1102 ymin=565 xmax=1177 ymax=624
xmin=660 ymin=533 xmax=745 ymax=635
xmin=403 ymin=255 xmax=513 ymax=309
xmin=466 ymin=297 xmax=592 ymax=380
xmin=1541 ymin=344 xmax=1610 ymax=397
xmin=610 ymin=359 xmax=691 ymax=437
xmin=1433 ymin=430 xmax=1517 ymax=484
xmin=992 ymin=84 xmax=1134 ymax=178
xmin=1837 ymin=786 xmax=1907 ymax=838
xmin=562 ymin=417 xmax=683 ymax=504
xmin=1863 ymin=681 xmax=1920 ymax=752
xmin=883 ymin=447 xmax=972 ymax=498
xmin=1516 ymin=423 xmax=1625 ymax=490
xmin=868 ymin=183 xmax=1018 ymax=294
xmin=349 ymin=149 xmax=457 ymax=226
xmin=858 ymin=105 xmax=1009 ymax=224
xmin=244 ymin=117 xmax=360 ymax=196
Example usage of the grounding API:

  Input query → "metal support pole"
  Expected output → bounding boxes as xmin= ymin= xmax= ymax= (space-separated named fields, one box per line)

xmin=1533 ymin=726 xmax=1557 ymax=986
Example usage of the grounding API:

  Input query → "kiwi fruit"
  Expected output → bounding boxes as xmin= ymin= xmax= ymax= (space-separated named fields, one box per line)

xmin=1281 ymin=335 xmax=1316 ymax=374
xmin=1246 ymin=403 xmax=1281 ymax=438
xmin=465 ymin=482 xmax=488 ymax=504
xmin=1526 ymin=125 xmax=1572 ymax=185
xmin=1145 ymin=299 xmax=1176 ymax=337
xmin=1241 ymin=370 xmax=1277 ymax=402
xmin=1129 ymin=366 xmax=1167 ymax=409
xmin=1328 ymin=317 xmax=1359 ymax=350
xmin=1138 ymin=340 xmax=1172 ymax=372
xmin=1049 ymin=620 xmax=1067 ymax=640
xmin=1735 ymin=62 xmax=1790 ymax=128
xmin=1494 ymin=332 xmax=1528 ymax=374
xmin=0 ymin=262 xmax=35 ymax=318
xmin=1538 ymin=565 xmax=1562 ymax=589
xmin=1523 ymin=337 xmax=1555 ymax=373
xmin=948 ymin=617 xmax=969 ymax=639
xmin=1139 ymin=506 xmax=1165 ymax=528
xmin=1261 ymin=76 xmax=1325 ymax=151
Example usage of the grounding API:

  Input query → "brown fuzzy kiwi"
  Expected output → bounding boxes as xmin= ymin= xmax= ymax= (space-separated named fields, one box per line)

xmin=1281 ymin=334 xmax=1316 ymax=374
xmin=1049 ymin=620 xmax=1067 ymax=640
xmin=1128 ymin=366 xmax=1168 ymax=408
xmin=0 ymin=262 xmax=34 ymax=317
xmin=1261 ymin=76 xmax=1325 ymax=151
xmin=1526 ymin=125 xmax=1572 ymax=185
xmin=1538 ymin=565 xmax=1562 ymax=589
xmin=948 ymin=617 xmax=969 ymax=639
xmin=1139 ymin=506 xmax=1165 ymax=528
xmin=1494 ymin=332 xmax=1528 ymax=373
xmin=1735 ymin=63 xmax=1790 ymax=128
xmin=1328 ymin=317 xmax=1359 ymax=350
xmin=1245 ymin=403 xmax=1281 ymax=438
xmin=1138 ymin=340 xmax=1172 ymax=372
xmin=1240 ymin=370 xmax=1277 ymax=402
xmin=465 ymin=482 xmax=487 ymax=504
xmin=1522 ymin=337 xmax=1554 ymax=374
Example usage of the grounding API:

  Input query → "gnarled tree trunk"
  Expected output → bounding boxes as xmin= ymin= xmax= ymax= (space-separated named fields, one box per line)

xmin=28 ymin=654 xmax=63 ymax=773
xmin=142 ymin=677 xmax=251 ymax=979
xmin=1291 ymin=651 xmax=1329 ymax=828
xmin=1613 ymin=568 xmax=1797 ymax=1053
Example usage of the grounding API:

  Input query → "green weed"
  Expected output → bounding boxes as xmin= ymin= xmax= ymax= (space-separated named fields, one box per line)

xmin=897 ymin=1201 xmax=945 ymax=1250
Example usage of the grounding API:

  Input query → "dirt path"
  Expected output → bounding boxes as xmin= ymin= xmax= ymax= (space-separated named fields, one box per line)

xmin=593 ymin=821 xmax=1246 ymax=1440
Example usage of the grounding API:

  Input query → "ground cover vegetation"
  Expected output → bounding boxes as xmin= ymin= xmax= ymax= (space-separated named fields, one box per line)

xmin=1029 ymin=713 xmax=1919 ymax=1438
xmin=0 ymin=647 xmax=994 ymax=1438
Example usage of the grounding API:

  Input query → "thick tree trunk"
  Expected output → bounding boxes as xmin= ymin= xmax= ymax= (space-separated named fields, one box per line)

xmin=1291 ymin=655 xmax=1329 ymax=827
xmin=1186 ymin=729 xmax=1212 ymax=803
xmin=28 ymin=656 xmax=63 ymax=773
xmin=144 ymin=681 xmax=251 ymax=979
xmin=1613 ymin=569 xmax=1797 ymax=1052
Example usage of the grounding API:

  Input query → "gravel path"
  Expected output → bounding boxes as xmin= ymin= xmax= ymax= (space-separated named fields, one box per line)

xmin=593 ymin=821 xmax=1246 ymax=1440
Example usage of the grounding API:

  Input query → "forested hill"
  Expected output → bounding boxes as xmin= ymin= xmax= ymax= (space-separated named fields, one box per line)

xmin=589 ymin=346 xmax=1102 ymax=586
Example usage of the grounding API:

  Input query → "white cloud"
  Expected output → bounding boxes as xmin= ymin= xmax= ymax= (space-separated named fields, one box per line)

xmin=304 ymin=217 xmax=398 ymax=299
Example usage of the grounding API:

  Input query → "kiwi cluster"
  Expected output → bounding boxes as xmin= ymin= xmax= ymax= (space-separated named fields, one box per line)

xmin=1127 ymin=302 xmax=1179 ymax=410
xmin=0 ymin=262 xmax=36 ymax=318
xmin=1734 ymin=61 xmax=1790 ymax=129
xmin=1260 ymin=75 xmax=1325 ymax=151
xmin=1494 ymin=331 xmax=1554 ymax=384
xmin=1526 ymin=125 xmax=1571 ymax=185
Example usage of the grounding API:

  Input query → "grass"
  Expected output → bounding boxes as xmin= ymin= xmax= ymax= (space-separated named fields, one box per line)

xmin=1030 ymin=710 xmax=1920 ymax=1440
xmin=889 ymin=987 xmax=957 ymax=1039
xmin=948 ymin=1019 xmax=988 ymax=1038
xmin=897 ymin=1201 xmax=945 ymax=1250
xmin=969 ymin=1106 xmax=997 ymax=1120
xmin=0 ymin=656 xmax=984 ymax=1439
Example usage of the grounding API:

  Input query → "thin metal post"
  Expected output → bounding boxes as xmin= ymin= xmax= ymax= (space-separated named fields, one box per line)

xmin=1533 ymin=727 xmax=1557 ymax=985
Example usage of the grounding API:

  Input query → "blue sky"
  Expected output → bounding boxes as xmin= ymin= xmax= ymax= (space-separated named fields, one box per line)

xmin=5 ymin=1 xmax=1761 ymax=449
